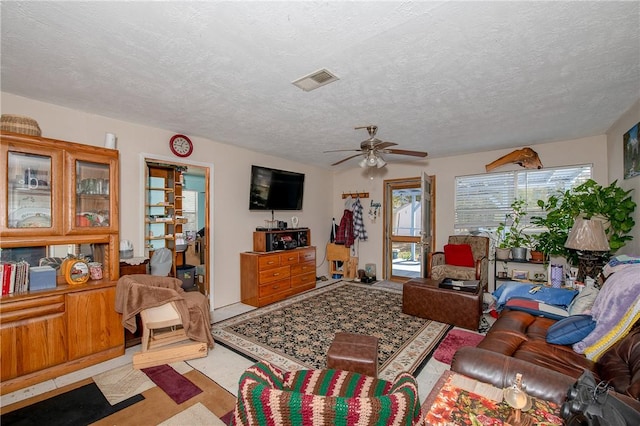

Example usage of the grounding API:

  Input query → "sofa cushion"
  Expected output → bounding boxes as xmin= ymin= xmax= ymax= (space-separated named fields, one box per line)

xmin=568 ymin=285 xmax=599 ymax=315
xmin=444 ymin=244 xmax=474 ymax=267
xmin=546 ymin=314 xmax=596 ymax=345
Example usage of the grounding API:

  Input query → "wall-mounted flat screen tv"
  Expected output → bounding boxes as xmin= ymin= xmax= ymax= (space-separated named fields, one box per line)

xmin=249 ymin=165 xmax=305 ymax=211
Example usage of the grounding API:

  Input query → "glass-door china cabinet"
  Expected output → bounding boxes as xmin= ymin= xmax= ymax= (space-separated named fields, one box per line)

xmin=0 ymin=131 xmax=123 ymax=396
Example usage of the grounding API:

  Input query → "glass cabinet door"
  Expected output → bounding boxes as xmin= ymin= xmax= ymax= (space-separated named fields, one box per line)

xmin=66 ymin=152 xmax=118 ymax=234
xmin=1 ymin=146 xmax=63 ymax=236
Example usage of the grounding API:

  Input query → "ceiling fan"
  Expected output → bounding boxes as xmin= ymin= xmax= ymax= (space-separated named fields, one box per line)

xmin=325 ymin=125 xmax=428 ymax=168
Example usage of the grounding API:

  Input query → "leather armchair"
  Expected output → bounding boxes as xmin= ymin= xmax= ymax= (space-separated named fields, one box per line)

xmin=427 ymin=235 xmax=489 ymax=290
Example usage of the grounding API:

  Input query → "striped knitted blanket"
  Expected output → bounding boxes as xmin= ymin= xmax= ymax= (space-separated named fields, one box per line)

xmin=233 ymin=361 xmax=425 ymax=426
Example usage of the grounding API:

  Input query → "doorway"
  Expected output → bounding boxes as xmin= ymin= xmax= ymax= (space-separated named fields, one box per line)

xmin=382 ymin=174 xmax=435 ymax=282
xmin=141 ymin=155 xmax=212 ymax=305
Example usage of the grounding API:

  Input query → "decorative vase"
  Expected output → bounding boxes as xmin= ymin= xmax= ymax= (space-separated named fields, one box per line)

xmin=511 ymin=247 xmax=527 ymax=261
xmin=496 ymin=247 xmax=511 ymax=260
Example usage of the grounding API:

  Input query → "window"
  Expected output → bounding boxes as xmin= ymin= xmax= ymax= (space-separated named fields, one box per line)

xmin=182 ymin=190 xmax=198 ymax=234
xmin=455 ymin=165 xmax=592 ymax=232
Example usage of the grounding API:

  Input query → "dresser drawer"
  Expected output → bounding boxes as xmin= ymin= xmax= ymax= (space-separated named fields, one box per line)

xmin=259 ymin=278 xmax=291 ymax=298
xmin=279 ymin=252 xmax=299 ymax=266
xmin=291 ymin=261 xmax=315 ymax=276
xmin=299 ymin=248 xmax=316 ymax=263
xmin=291 ymin=271 xmax=316 ymax=288
xmin=258 ymin=266 xmax=290 ymax=284
xmin=258 ymin=254 xmax=281 ymax=270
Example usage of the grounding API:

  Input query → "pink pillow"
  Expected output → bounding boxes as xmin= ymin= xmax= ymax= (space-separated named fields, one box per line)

xmin=444 ymin=244 xmax=474 ymax=267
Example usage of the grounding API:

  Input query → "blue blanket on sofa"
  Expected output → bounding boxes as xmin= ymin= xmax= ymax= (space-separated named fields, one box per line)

xmin=493 ymin=281 xmax=578 ymax=310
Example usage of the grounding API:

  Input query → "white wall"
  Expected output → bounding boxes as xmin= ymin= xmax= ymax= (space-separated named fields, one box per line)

xmin=1 ymin=93 xmax=334 ymax=308
xmin=606 ymin=99 xmax=640 ymax=256
xmin=3 ymin=91 xmax=635 ymax=306
xmin=332 ymin=135 xmax=610 ymax=277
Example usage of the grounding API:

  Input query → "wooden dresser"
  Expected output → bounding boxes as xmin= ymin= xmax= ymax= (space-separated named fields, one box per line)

xmin=240 ymin=246 xmax=316 ymax=307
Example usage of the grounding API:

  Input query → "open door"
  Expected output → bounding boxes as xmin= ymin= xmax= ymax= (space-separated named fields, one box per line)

xmin=383 ymin=175 xmax=435 ymax=281
xmin=419 ymin=172 xmax=433 ymax=277
xmin=143 ymin=158 xmax=211 ymax=300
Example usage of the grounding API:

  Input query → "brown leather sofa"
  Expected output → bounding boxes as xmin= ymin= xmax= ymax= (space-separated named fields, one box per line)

xmin=450 ymin=309 xmax=640 ymax=410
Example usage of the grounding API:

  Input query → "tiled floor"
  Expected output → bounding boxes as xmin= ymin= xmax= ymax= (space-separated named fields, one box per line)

xmin=1 ymin=280 xmax=456 ymax=409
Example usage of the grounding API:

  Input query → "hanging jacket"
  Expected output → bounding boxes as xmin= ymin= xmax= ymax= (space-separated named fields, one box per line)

xmin=352 ymin=197 xmax=367 ymax=241
xmin=335 ymin=209 xmax=355 ymax=248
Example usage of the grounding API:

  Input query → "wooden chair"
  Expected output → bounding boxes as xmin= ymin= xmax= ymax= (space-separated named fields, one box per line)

xmin=116 ymin=275 xmax=211 ymax=370
xmin=133 ymin=301 xmax=207 ymax=369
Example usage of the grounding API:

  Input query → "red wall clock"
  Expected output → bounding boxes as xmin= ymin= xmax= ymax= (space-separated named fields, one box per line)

xmin=169 ymin=134 xmax=193 ymax=157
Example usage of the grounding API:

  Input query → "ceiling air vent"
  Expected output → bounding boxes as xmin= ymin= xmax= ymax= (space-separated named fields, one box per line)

xmin=292 ymin=68 xmax=339 ymax=92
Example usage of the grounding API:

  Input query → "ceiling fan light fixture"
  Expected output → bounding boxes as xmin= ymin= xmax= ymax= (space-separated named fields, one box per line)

xmin=359 ymin=152 xmax=386 ymax=168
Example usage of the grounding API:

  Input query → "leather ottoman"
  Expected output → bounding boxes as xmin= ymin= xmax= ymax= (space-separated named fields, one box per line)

xmin=402 ymin=278 xmax=483 ymax=331
xmin=327 ymin=332 xmax=379 ymax=377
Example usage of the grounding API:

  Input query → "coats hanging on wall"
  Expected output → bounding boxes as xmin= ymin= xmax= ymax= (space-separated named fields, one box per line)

xmin=335 ymin=196 xmax=355 ymax=248
xmin=352 ymin=197 xmax=367 ymax=241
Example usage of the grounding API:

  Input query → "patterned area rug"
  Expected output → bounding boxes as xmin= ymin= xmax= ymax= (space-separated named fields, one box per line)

xmin=212 ymin=281 xmax=450 ymax=381
xmin=433 ymin=329 xmax=485 ymax=364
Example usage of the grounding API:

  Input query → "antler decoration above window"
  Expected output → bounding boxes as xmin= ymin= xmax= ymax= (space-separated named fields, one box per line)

xmin=485 ymin=148 xmax=543 ymax=172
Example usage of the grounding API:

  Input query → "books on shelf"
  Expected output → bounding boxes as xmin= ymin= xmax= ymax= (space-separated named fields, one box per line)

xmin=1 ymin=261 xmax=30 ymax=295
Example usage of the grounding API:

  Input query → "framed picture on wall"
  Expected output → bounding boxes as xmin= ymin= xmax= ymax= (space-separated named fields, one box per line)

xmin=624 ymin=121 xmax=640 ymax=179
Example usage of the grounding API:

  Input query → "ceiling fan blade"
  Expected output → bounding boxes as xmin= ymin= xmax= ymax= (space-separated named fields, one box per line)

xmin=331 ymin=153 xmax=364 ymax=166
xmin=323 ymin=149 xmax=363 ymax=153
xmin=385 ymin=148 xmax=428 ymax=157
xmin=374 ymin=141 xmax=398 ymax=150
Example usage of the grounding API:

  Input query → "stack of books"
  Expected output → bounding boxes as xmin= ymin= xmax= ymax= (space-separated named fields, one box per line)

xmin=1 ymin=261 xmax=30 ymax=295
xmin=439 ymin=278 xmax=480 ymax=293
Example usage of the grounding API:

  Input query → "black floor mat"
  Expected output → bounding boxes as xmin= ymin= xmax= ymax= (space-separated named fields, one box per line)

xmin=1 ymin=382 xmax=144 ymax=426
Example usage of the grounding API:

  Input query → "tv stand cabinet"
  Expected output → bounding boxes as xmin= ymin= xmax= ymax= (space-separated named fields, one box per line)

xmin=240 ymin=246 xmax=316 ymax=307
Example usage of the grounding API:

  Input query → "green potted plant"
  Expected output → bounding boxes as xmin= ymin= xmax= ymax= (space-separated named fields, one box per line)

xmin=531 ymin=179 xmax=636 ymax=264
xmin=529 ymin=233 xmax=546 ymax=263
xmin=498 ymin=198 xmax=533 ymax=261
xmin=491 ymin=225 xmax=511 ymax=260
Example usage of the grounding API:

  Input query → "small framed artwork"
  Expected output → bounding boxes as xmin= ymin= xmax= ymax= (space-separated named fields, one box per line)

xmin=624 ymin=122 xmax=640 ymax=179
xmin=511 ymin=270 xmax=529 ymax=281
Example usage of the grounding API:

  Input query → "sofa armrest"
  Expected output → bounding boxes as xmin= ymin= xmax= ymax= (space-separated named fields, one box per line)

xmin=451 ymin=346 xmax=575 ymax=404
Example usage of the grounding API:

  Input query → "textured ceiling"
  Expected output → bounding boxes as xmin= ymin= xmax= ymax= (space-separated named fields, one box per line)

xmin=1 ymin=1 xmax=639 ymax=169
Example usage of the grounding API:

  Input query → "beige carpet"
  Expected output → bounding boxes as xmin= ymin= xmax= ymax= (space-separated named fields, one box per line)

xmin=158 ymin=402 xmax=225 ymax=426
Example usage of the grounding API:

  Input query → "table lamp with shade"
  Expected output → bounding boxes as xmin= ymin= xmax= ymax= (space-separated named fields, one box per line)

xmin=564 ymin=217 xmax=610 ymax=282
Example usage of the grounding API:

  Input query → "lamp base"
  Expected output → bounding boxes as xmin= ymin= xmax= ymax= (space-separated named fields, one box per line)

xmin=576 ymin=251 xmax=607 ymax=283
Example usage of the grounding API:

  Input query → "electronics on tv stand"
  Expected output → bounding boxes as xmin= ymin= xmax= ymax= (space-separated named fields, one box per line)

xmin=255 ymin=226 xmax=308 ymax=231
